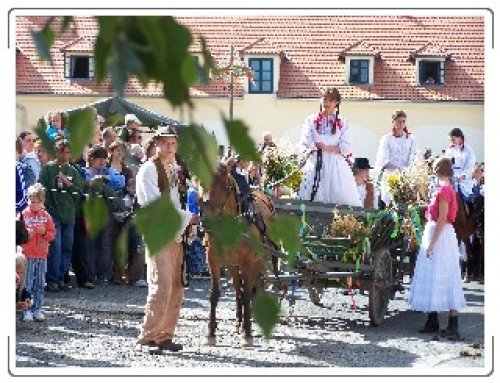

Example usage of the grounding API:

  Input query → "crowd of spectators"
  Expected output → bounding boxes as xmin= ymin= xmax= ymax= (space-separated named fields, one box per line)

xmin=15 ymin=111 xmax=211 ymax=322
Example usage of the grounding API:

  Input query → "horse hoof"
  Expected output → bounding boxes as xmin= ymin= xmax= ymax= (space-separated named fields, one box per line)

xmin=235 ymin=325 xmax=241 ymax=334
xmin=242 ymin=337 xmax=254 ymax=347
xmin=204 ymin=336 xmax=216 ymax=346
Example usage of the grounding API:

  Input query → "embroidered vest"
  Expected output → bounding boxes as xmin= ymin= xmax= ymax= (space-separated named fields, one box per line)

xmin=364 ymin=181 xmax=374 ymax=209
xmin=152 ymin=156 xmax=170 ymax=195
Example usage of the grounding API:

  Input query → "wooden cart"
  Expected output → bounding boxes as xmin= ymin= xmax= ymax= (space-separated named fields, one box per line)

xmin=265 ymin=198 xmax=417 ymax=326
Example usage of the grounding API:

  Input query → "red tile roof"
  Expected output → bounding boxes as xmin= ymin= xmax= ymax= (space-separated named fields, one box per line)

xmin=410 ymin=42 xmax=452 ymax=60
xmin=16 ymin=15 xmax=484 ymax=101
xmin=339 ymin=41 xmax=382 ymax=59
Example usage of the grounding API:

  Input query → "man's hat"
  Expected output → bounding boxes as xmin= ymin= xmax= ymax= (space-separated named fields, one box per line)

xmin=124 ymin=113 xmax=142 ymax=125
xmin=155 ymin=124 xmax=178 ymax=137
xmin=352 ymin=157 xmax=373 ymax=170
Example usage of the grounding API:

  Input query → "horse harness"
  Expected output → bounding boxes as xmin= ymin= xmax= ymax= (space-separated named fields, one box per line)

xmin=216 ymin=171 xmax=281 ymax=277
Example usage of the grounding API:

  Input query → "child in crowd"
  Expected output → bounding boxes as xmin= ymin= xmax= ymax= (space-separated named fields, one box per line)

xmin=186 ymin=176 xmax=208 ymax=277
xmin=21 ymin=184 xmax=56 ymax=322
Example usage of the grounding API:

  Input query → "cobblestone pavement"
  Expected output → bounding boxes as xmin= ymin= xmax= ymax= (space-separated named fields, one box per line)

xmin=14 ymin=277 xmax=489 ymax=373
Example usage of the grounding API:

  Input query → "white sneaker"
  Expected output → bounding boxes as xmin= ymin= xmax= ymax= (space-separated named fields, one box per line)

xmin=23 ymin=311 xmax=34 ymax=321
xmin=133 ymin=279 xmax=148 ymax=287
xmin=33 ymin=311 xmax=45 ymax=321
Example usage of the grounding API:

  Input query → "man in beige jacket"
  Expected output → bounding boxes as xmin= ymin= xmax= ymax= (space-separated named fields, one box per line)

xmin=135 ymin=125 xmax=198 ymax=353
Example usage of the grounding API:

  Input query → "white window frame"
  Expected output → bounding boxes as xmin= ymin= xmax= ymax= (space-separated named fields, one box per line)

xmin=415 ymin=57 xmax=445 ymax=85
xmin=345 ymin=56 xmax=374 ymax=85
xmin=243 ymin=54 xmax=281 ymax=94
xmin=64 ymin=52 xmax=94 ymax=80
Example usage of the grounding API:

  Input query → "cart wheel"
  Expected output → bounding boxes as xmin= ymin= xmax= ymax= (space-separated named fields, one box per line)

xmin=308 ymin=284 xmax=324 ymax=306
xmin=368 ymin=247 xmax=393 ymax=326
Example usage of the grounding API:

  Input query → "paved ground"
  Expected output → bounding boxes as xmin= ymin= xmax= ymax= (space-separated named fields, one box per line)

xmin=13 ymin=277 xmax=489 ymax=373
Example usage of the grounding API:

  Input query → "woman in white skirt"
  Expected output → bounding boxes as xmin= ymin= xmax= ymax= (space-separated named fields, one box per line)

xmin=297 ymin=88 xmax=362 ymax=206
xmin=407 ymin=157 xmax=466 ymax=339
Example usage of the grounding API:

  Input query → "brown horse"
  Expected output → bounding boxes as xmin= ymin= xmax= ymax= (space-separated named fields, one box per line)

xmin=202 ymin=164 xmax=275 ymax=346
xmin=453 ymin=191 xmax=484 ymax=280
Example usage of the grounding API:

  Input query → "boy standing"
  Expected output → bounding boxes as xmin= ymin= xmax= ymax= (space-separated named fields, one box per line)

xmin=21 ymin=184 xmax=56 ymax=321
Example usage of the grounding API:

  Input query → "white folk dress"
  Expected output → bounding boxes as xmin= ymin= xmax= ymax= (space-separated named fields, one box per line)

xmin=297 ymin=113 xmax=362 ymax=206
xmin=407 ymin=184 xmax=466 ymax=312
xmin=444 ymin=143 xmax=476 ymax=197
xmin=375 ymin=133 xmax=417 ymax=206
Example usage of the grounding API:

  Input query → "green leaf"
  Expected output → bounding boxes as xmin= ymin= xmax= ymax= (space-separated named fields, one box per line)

xmin=83 ymin=195 xmax=109 ymax=239
xmin=94 ymin=17 xmax=123 ymax=83
xmin=178 ymin=124 xmax=219 ymax=190
xmin=67 ymin=107 xmax=95 ymax=159
xmin=159 ymin=17 xmax=192 ymax=107
xmin=200 ymin=35 xmax=215 ymax=73
xmin=134 ymin=195 xmax=181 ymax=257
xmin=60 ymin=16 xmax=73 ymax=34
xmin=252 ymin=292 xmax=281 ymax=339
xmin=34 ymin=118 xmax=57 ymax=159
xmin=268 ymin=214 xmax=302 ymax=257
xmin=181 ymin=54 xmax=198 ymax=86
xmin=198 ymin=36 xmax=215 ymax=84
xmin=223 ymin=117 xmax=260 ymax=162
xmin=30 ymin=25 xmax=55 ymax=63
xmin=204 ymin=213 xmax=245 ymax=254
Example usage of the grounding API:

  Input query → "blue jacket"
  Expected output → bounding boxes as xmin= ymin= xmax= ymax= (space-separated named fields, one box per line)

xmin=16 ymin=162 xmax=28 ymax=213
xmin=187 ymin=187 xmax=200 ymax=214
xmin=45 ymin=124 xmax=69 ymax=142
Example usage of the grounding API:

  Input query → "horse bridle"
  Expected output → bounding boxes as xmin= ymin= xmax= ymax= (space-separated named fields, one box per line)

xmin=204 ymin=171 xmax=239 ymax=216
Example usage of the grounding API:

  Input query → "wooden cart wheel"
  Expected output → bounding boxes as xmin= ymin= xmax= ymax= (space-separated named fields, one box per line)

xmin=368 ymin=247 xmax=393 ymax=326
xmin=308 ymin=284 xmax=324 ymax=306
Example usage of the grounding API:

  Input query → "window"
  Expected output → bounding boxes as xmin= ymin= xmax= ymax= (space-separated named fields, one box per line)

xmin=65 ymin=54 xmax=94 ymax=80
xmin=345 ymin=56 xmax=374 ymax=85
xmin=248 ymin=58 xmax=273 ymax=93
xmin=417 ymin=59 xmax=444 ymax=85
xmin=349 ymin=59 xmax=370 ymax=84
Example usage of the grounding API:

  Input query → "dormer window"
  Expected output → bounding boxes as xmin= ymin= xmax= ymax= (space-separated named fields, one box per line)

xmin=64 ymin=53 xmax=94 ymax=80
xmin=348 ymin=58 xmax=371 ymax=84
xmin=339 ymin=41 xmax=381 ymax=86
xmin=410 ymin=43 xmax=452 ymax=87
xmin=248 ymin=58 xmax=273 ymax=93
xmin=239 ymin=38 xmax=287 ymax=95
xmin=416 ymin=58 xmax=445 ymax=86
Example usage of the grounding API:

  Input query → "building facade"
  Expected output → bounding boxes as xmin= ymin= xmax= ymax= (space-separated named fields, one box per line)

xmin=16 ymin=15 xmax=485 ymax=163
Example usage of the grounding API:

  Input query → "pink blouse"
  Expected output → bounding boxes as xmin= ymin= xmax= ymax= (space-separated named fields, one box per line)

xmin=425 ymin=183 xmax=457 ymax=223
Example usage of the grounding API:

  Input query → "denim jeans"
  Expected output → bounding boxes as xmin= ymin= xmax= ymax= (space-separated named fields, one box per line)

xmin=47 ymin=216 xmax=74 ymax=284
xmin=24 ymin=258 xmax=47 ymax=313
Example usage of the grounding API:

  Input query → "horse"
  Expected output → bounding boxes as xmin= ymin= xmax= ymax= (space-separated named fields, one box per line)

xmin=453 ymin=190 xmax=484 ymax=281
xmin=202 ymin=164 xmax=276 ymax=346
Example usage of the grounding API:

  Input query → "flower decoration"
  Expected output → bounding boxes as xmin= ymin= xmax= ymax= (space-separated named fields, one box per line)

xmin=329 ymin=209 xmax=372 ymax=261
xmin=261 ymin=146 xmax=303 ymax=193
xmin=387 ymin=162 xmax=430 ymax=205
xmin=314 ymin=112 xmax=343 ymax=134
xmin=211 ymin=56 xmax=254 ymax=84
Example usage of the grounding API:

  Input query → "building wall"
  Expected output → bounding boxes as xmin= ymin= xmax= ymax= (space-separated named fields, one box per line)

xmin=16 ymin=95 xmax=484 ymax=163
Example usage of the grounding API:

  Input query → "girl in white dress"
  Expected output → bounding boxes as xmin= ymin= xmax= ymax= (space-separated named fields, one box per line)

xmin=297 ymin=88 xmax=361 ymax=206
xmin=444 ymin=127 xmax=476 ymax=198
xmin=375 ymin=110 xmax=417 ymax=207
xmin=407 ymin=157 xmax=466 ymax=339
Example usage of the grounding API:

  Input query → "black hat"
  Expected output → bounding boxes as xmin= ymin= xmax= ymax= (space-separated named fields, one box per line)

xmin=352 ymin=157 xmax=373 ymax=170
xmin=155 ymin=124 xmax=178 ymax=137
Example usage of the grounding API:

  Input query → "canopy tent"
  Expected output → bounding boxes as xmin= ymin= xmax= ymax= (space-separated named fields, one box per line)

xmin=65 ymin=96 xmax=180 ymax=128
